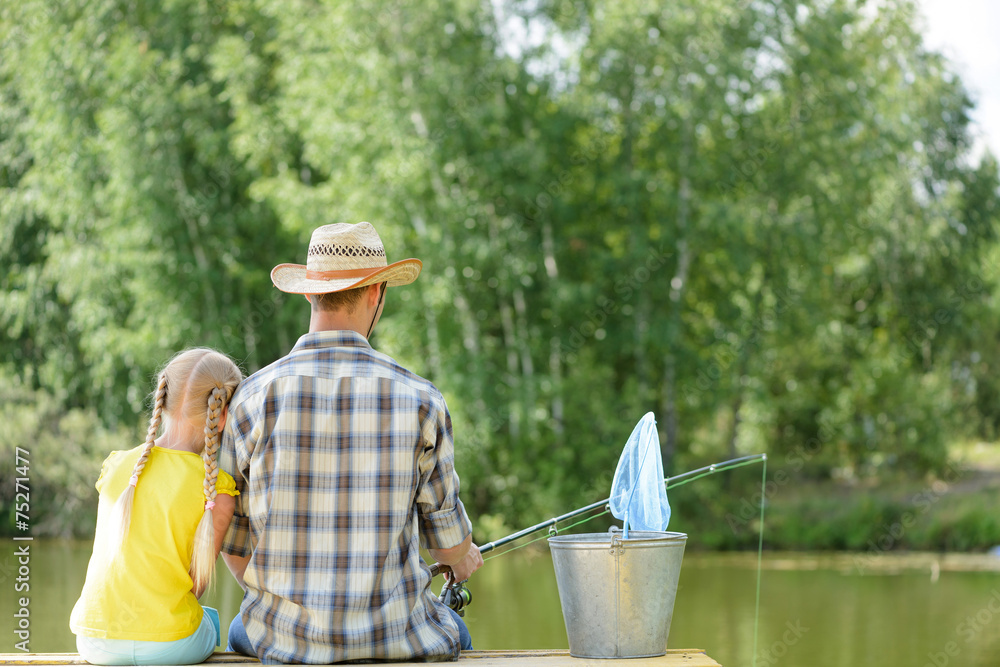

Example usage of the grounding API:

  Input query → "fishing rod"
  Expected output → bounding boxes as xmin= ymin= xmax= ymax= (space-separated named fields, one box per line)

xmin=433 ymin=453 xmax=766 ymax=613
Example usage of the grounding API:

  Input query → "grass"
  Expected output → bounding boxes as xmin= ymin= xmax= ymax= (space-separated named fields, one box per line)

xmin=673 ymin=445 xmax=1000 ymax=553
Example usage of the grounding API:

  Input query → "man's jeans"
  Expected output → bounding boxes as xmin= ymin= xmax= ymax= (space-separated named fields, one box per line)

xmin=227 ymin=607 xmax=473 ymax=656
xmin=450 ymin=608 xmax=473 ymax=650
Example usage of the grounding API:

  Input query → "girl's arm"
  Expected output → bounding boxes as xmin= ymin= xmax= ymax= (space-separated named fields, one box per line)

xmin=193 ymin=494 xmax=237 ymax=598
xmin=214 ymin=495 xmax=251 ymax=590
xmin=212 ymin=493 xmax=236 ymax=560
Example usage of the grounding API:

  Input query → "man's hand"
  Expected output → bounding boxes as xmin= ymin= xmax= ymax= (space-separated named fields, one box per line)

xmin=429 ymin=535 xmax=484 ymax=582
xmin=445 ymin=542 xmax=483 ymax=583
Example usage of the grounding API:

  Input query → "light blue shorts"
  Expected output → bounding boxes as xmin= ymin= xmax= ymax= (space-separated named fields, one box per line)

xmin=76 ymin=606 xmax=220 ymax=666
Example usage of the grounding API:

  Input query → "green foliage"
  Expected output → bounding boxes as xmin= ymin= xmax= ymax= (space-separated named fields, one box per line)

xmin=0 ymin=371 xmax=133 ymax=537
xmin=2 ymin=0 xmax=1000 ymax=540
xmin=682 ymin=470 xmax=1000 ymax=553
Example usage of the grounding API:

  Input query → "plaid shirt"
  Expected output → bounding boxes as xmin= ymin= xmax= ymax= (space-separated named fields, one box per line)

xmin=220 ymin=330 xmax=472 ymax=664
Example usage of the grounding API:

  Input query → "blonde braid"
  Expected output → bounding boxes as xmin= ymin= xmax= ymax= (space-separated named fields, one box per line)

xmin=109 ymin=372 xmax=167 ymax=557
xmin=203 ymin=386 xmax=226 ymax=504
xmin=189 ymin=385 xmax=230 ymax=594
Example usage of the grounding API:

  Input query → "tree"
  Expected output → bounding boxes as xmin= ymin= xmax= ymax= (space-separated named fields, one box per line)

xmin=2 ymin=0 xmax=998 ymax=537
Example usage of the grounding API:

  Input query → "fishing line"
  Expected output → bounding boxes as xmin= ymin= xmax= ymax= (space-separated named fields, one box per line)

xmin=751 ymin=454 xmax=767 ymax=667
xmin=665 ymin=454 xmax=768 ymax=490
xmin=482 ymin=505 xmax=613 ymax=565
xmin=474 ymin=451 xmax=769 ymax=667
xmin=480 ymin=454 xmax=768 ymax=559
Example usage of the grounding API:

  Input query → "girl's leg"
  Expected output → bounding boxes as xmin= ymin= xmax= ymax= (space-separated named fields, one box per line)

xmin=76 ymin=635 xmax=138 ymax=666
xmin=82 ymin=607 xmax=218 ymax=666
xmin=203 ymin=607 xmax=221 ymax=645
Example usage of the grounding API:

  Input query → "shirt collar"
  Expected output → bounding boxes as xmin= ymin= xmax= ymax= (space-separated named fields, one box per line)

xmin=291 ymin=329 xmax=372 ymax=353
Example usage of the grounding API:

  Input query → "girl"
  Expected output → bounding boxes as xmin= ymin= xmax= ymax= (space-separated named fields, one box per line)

xmin=70 ymin=348 xmax=242 ymax=665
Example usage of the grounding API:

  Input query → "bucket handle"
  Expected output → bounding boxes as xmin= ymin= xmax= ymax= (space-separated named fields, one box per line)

xmin=609 ymin=532 xmax=625 ymax=556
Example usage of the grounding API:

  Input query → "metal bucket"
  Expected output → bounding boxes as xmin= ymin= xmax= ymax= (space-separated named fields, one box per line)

xmin=548 ymin=530 xmax=687 ymax=658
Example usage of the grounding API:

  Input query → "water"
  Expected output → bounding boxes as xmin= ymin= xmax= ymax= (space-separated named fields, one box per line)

xmin=5 ymin=540 xmax=1000 ymax=666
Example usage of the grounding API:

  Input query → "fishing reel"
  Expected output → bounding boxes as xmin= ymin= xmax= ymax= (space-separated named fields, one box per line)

xmin=440 ymin=578 xmax=473 ymax=616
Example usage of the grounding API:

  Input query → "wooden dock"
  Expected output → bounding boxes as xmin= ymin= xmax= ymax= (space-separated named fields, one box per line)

xmin=0 ymin=649 xmax=721 ymax=666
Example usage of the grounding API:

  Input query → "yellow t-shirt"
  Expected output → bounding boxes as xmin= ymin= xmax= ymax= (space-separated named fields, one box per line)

xmin=70 ymin=445 xmax=238 ymax=641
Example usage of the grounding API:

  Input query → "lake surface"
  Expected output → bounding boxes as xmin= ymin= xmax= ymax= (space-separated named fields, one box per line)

xmin=5 ymin=539 xmax=1000 ymax=666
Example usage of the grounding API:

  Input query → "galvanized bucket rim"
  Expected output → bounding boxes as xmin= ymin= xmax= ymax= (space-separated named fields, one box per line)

xmin=548 ymin=530 xmax=687 ymax=548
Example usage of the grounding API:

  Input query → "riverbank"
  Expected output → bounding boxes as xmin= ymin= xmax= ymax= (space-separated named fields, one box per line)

xmin=9 ymin=437 xmax=1000 ymax=556
xmin=681 ymin=450 xmax=1000 ymax=553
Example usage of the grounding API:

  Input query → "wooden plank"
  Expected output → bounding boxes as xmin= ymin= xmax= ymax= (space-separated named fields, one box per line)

xmin=0 ymin=649 xmax=720 ymax=666
xmin=452 ymin=649 xmax=721 ymax=666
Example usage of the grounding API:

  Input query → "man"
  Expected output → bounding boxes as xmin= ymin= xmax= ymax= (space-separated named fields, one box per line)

xmin=219 ymin=222 xmax=483 ymax=664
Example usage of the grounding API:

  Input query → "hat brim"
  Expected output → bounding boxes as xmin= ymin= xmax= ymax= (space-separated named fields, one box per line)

xmin=271 ymin=258 xmax=423 ymax=295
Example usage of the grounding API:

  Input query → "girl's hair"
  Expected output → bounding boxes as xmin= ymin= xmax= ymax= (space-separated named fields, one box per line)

xmin=108 ymin=348 xmax=242 ymax=593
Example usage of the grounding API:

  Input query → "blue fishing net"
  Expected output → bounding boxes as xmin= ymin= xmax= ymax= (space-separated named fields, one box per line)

xmin=610 ymin=412 xmax=670 ymax=537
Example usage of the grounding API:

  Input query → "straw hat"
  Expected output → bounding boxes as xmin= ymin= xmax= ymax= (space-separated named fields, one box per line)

xmin=271 ymin=222 xmax=422 ymax=294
